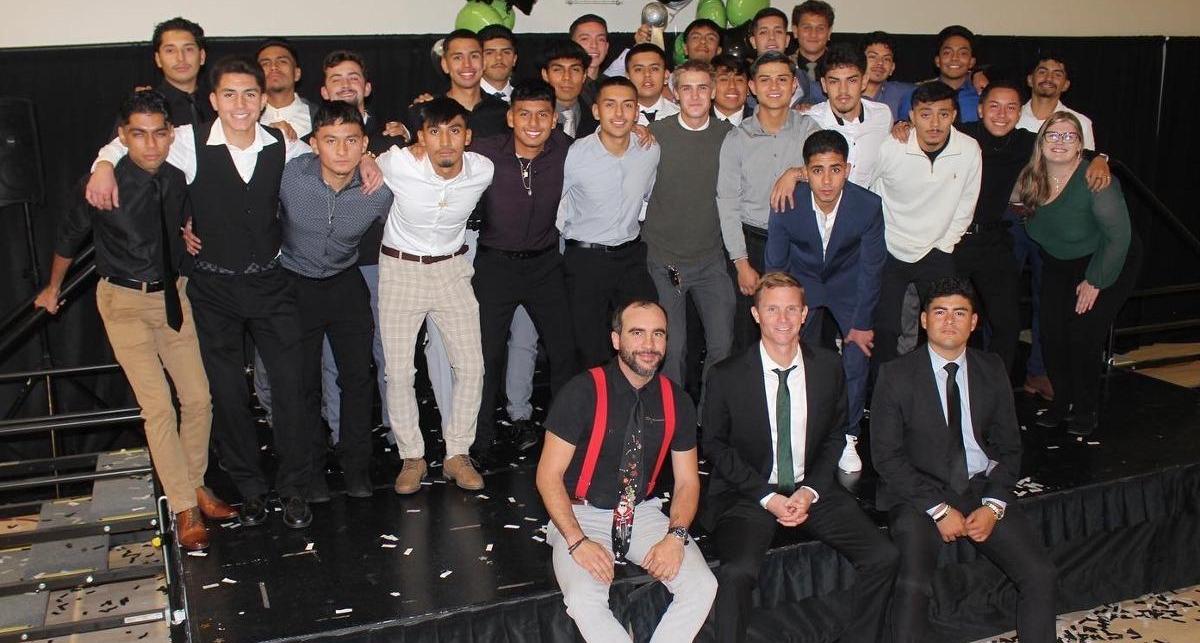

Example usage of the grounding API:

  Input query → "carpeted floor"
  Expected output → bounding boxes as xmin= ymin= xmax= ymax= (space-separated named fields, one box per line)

xmin=978 ymin=585 xmax=1200 ymax=642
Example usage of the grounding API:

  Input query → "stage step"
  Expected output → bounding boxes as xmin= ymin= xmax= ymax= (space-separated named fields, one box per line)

xmin=1113 ymin=342 xmax=1200 ymax=388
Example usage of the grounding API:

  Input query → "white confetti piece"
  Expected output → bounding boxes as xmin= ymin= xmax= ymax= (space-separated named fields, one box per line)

xmin=390 ymin=592 xmax=401 ymax=597
xmin=476 ymin=494 xmax=490 ymax=500
xmin=508 ymin=497 xmax=517 ymax=504
xmin=440 ymin=570 xmax=453 ymax=578
xmin=381 ymin=543 xmax=397 ymax=549
xmin=305 ymin=542 xmax=314 ymax=551
xmin=523 ymin=517 xmax=538 ymax=522
xmin=485 ymin=544 xmax=493 ymax=552
xmin=335 ymin=608 xmax=353 ymax=615
xmin=381 ymin=534 xmax=398 ymax=541
xmin=420 ymin=481 xmax=433 ymax=486
xmin=404 ymin=547 xmax=413 ymax=556
xmin=406 ymin=509 xmax=421 ymax=513
xmin=187 ymin=551 xmax=208 ymax=557
xmin=503 ymin=524 xmax=519 ymax=529
xmin=1086 ymin=441 xmax=1100 ymax=446
xmin=203 ymin=583 xmax=219 ymax=589
xmin=222 ymin=577 xmax=237 ymax=584
xmin=1046 ymin=445 xmax=1060 ymax=450
xmin=531 ymin=535 xmax=545 ymax=542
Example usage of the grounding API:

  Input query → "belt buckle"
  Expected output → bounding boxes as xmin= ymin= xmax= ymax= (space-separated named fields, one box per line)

xmin=421 ymin=255 xmax=436 ymax=264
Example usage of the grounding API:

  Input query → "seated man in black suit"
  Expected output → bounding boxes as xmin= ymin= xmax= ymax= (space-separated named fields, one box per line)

xmin=871 ymin=277 xmax=1057 ymax=643
xmin=701 ymin=272 xmax=898 ymax=643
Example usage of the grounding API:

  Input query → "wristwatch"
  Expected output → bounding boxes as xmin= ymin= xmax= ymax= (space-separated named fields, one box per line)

xmin=983 ymin=500 xmax=1006 ymax=522
xmin=668 ymin=526 xmax=690 ymax=544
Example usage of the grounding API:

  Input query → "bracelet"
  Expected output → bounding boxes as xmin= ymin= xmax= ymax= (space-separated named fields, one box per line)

xmin=932 ymin=504 xmax=951 ymax=522
xmin=567 ymin=536 xmax=589 ymax=555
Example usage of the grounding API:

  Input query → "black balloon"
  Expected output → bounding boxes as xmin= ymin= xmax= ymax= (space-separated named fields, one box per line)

xmin=723 ymin=24 xmax=753 ymax=60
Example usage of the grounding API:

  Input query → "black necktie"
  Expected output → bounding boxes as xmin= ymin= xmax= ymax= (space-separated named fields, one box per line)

xmin=152 ymin=176 xmax=184 ymax=332
xmin=611 ymin=393 xmax=646 ymax=562
xmin=641 ymin=109 xmax=657 ymax=122
xmin=184 ymin=93 xmax=200 ymax=127
xmin=944 ymin=362 xmax=969 ymax=493
xmin=773 ymin=366 xmax=797 ymax=495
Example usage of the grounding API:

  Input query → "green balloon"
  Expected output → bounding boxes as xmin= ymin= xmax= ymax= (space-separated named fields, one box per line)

xmin=490 ymin=0 xmax=517 ymax=29
xmin=455 ymin=2 xmax=503 ymax=32
xmin=673 ymin=35 xmax=687 ymax=65
xmin=696 ymin=0 xmax=727 ymax=27
xmin=726 ymin=0 xmax=769 ymax=27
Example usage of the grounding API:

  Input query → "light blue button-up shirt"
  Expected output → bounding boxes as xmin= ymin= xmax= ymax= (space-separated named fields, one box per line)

xmin=557 ymin=132 xmax=660 ymax=246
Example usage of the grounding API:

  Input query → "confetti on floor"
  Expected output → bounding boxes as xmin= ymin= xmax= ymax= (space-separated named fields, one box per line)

xmin=976 ymin=585 xmax=1200 ymax=642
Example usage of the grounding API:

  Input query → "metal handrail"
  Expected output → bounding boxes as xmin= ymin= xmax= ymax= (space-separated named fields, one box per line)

xmin=0 ymin=407 xmax=141 ymax=438
xmin=0 ymin=407 xmax=137 ymax=428
xmin=0 ymin=259 xmax=98 ymax=358
xmin=0 ymin=363 xmax=121 ymax=384
xmin=0 ymin=464 xmax=153 ymax=492
xmin=0 ymin=245 xmax=94 ymax=335
xmin=1111 ymin=159 xmax=1200 ymax=256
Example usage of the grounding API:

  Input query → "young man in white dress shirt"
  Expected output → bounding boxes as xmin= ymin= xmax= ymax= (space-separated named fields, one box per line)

xmin=711 ymin=54 xmax=752 ymax=127
xmin=627 ymin=44 xmax=679 ymax=126
xmin=256 ymin=39 xmax=313 ymax=140
xmin=1019 ymin=52 xmax=1095 ymax=149
xmin=376 ymin=97 xmax=494 ymax=496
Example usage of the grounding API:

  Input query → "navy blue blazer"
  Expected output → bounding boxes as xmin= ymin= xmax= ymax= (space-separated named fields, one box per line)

xmin=764 ymin=181 xmax=886 ymax=333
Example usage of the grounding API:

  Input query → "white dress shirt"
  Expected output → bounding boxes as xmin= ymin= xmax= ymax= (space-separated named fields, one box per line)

xmin=637 ymin=95 xmax=681 ymax=126
xmin=811 ymin=191 xmax=842 ymax=257
xmin=95 ymin=122 xmax=310 ymax=185
xmin=378 ymin=146 xmax=494 ymax=256
xmin=260 ymin=94 xmax=313 ymax=139
xmin=676 ymin=114 xmax=710 ymax=131
xmin=926 ymin=345 xmax=1006 ymax=513
xmin=807 ymin=99 xmax=893 ymax=188
xmin=1017 ymin=99 xmax=1096 ymax=150
xmin=870 ymin=127 xmax=981 ymax=262
xmin=482 ymin=79 xmax=514 ymax=103
xmin=758 ymin=343 xmax=820 ymax=507
xmin=713 ymin=107 xmax=746 ymax=127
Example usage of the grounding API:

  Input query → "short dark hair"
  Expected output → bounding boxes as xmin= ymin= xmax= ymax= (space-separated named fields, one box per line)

xmin=611 ymin=299 xmax=666 ymax=333
xmin=323 ymin=50 xmax=369 ymax=80
xmin=312 ymin=100 xmax=365 ymax=134
xmin=751 ymin=7 xmax=789 ymax=31
xmin=792 ymin=0 xmax=835 ymax=27
xmin=118 ymin=89 xmax=171 ymax=127
xmin=208 ymin=55 xmax=265 ymax=92
xmin=569 ymin=13 xmax=607 ymax=37
xmin=936 ymin=25 xmax=975 ymax=53
xmin=684 ymin=18 xmax=723 ymax=42
xmin=711 ymin=53 xmax=750 ymax=78
xmin=418 ymin=95 xmax=471 ymax=130
xmin=910 ymin=81 xmax=958 ymax=110
xmin=444 ymin=28 xmax=483 ymax=54
xmin=477 ymin=24 xmax=517 ymax=49
xmin=980 ymin=78 xmax=1023 ymax=103
xmin=510 ymin=80 xmax=556 ymax=107
xmin=1030 ymin=49 xmax=1071 ymax=79
xmin=750 ymin=50 xmax=797 ymax=79
xmin=817 ymin=42 xmax=866 ymax=78
xmin=256 ymin=38 xmax=300 ymax=67
xmin=540 ymin=41 xmax=590 ymax=71
xmin=860 ymin=31 xmax=898 ymax=59
xmin=626 ymin=43 xmax=668 ymax=71
xmin=802 ymin=129 xmax=849 ymax=164
xmin=596 ymin=75 xmax=638 ymax=99
xmin=152 ymin=17 xmax=205 ymax=52
xmin=923 ymin=276 xmax=977 ymax=311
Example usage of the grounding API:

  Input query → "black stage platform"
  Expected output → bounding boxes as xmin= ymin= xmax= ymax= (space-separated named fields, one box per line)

xmin=176 ymin=369 xmax=1200 ymax=643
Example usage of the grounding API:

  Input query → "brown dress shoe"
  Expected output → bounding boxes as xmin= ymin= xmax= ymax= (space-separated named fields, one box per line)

xmin=1023 ymin=374 xmax=1055 ymax=401
xmin=196 ymin=487 xmax=238 ymax=520
xmin=176 ymin=507 xmax=209 ymax=551
xmin=443 ymin=454 xmax=484 ymax=491
xmin=393 ymin=458 xmax=428 ymax=495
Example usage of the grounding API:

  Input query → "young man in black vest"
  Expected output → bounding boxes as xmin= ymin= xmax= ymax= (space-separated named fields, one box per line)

xmin=536 ymin=300 xmax=716 ymax=642
xmin=86 ymin=57 xmax=376 ymax=529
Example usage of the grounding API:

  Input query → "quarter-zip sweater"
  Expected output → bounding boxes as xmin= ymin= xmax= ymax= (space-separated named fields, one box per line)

xmin=871 ymin=127 xmax=982 ymax=262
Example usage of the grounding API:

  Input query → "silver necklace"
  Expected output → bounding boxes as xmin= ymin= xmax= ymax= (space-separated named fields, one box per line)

xmin=517 ymin=156 xmax=533 ymax=195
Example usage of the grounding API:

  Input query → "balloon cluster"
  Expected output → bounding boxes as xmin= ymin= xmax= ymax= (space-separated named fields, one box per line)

xmin=454 ymin=0 xmax=519 ymax=32
xmin=668 ymin=0 xmax=769 ymax=63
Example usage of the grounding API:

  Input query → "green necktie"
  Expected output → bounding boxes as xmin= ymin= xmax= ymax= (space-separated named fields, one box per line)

xmin=773 ymin=367 xmax=797 ymax=494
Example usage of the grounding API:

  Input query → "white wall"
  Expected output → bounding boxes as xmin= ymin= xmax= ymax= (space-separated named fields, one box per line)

xmin=2 ymin=0 xmax=1198 ymax=49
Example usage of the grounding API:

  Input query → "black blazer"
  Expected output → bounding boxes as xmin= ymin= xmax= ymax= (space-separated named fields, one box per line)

xmin=700 ymin=344 xmax=847 ymax=527
xmin=870 ymin=346 xmax=1022 ymax=513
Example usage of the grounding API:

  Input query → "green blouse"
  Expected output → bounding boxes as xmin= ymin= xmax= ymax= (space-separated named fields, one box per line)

xmin=1026 ymin=164 xmax=1132 ymax=288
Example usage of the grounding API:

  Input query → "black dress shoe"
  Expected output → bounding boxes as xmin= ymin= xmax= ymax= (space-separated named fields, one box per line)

xmin=1067 ymin=411 xmax=1098 ymax=437
xmin=1034 ymin=405 xmax=1068 ymax=429
xmin=282 ymin=496 xmax=313 ymax=529
xmin=511 ymin=420 xmax=542 ymax=453
xmin=470 ymin=449 xmax=509 ymax=474
xmin=239 ymin=495 xmax=269 ymax=527
xmin=344 ymin=470 xmax=373 ymax=498
xmin=307 ymin=474 xmax=332 ymax=504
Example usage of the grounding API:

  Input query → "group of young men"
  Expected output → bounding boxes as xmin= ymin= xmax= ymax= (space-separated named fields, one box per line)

xmin=30 ymin=3 xmax=1113 ymax=640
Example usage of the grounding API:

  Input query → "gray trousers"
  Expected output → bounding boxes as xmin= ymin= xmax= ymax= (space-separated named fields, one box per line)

xmin=545 ymin=498 xmax=717 ymax=643
xmin=646 ymin=254 xmax=735 ymax=395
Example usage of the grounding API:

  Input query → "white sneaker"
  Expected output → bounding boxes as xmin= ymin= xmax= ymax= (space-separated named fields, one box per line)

xmin=839 ymin=435 xmax=862 ymax=473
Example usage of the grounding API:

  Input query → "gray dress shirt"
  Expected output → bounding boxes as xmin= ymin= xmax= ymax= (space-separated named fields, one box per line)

xmin=557 ymin=132 xmax=661 ymax=246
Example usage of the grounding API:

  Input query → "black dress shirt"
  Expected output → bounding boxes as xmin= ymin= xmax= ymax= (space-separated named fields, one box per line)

xmin=470 ymin=130 xmax=569 ymax=252
xmin=960 ymin=122 xmax=1036 ymax=228
xmin=402 ymin=92 xmax=511 ymax=144
xmin=55 ymin=158 xmax=192 ymax=282
xmin=155 ymin=80 xmax=214 ymax=127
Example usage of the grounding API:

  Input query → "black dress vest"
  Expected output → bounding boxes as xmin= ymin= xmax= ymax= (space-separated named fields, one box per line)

xmin=189 ymin=121 xmax=286 ymax=273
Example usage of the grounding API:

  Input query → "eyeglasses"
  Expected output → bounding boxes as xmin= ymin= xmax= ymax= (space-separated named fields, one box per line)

xmin=1044 ymin=131 xmax=1080 ymax=144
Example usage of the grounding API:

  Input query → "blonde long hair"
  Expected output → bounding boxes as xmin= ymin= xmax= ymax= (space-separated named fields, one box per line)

xmin=1015 ymin=111 xmax=1085 ymax=210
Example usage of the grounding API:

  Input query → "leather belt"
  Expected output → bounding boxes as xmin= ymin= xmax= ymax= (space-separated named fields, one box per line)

xmin=381 ymin=244 xmax=469 ymax=264
xmin=103 ymin=276 xmax=165 ymax=293
xmin=477 ymin=244 xmax=556 ymax=259
xmin=564 ymin=236 xmax=641 ymax=252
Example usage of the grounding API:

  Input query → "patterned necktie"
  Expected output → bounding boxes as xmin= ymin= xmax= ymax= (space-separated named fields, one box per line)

xmin=773 ymin=367 xmax=797 ymax=495
xmin=944 ymin=362 xmax=970 ymax=493
xmin=641 ymin=109 xmax=657 ymax=123
xmin=612 ymin=393 xmax=646 ymax=562
xmin=152 ymin=175 xmax=183 ymax=332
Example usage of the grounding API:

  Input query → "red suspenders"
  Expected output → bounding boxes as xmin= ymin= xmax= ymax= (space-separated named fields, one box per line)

xmin=572 ymin=367 xmax=677 ymax=501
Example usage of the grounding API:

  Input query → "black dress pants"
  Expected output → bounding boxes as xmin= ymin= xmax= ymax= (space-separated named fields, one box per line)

xmin=289 ymin=268 xmax=375 ymax=478
xmin=563 ymin=241 xmax=657 ymax=368
xmin=955 ymin=233 xmax=1021 ymax=374
xmin=874 ymin=249 xmax=956 ymax=365
xmin=471 ymin=246 xmax=577 ymax=450
xmin=888 ymin=493 xmax=1057 ymax=643
xmin=710 ymin=492 xmax=898 ymax=643
xmin=729 ymin=225 xmax=767 ymax=356
xmin=1038 ymin=235 xmax=1141 ymax=418
xmin=188 ymin=268 xmax=311 ymax=499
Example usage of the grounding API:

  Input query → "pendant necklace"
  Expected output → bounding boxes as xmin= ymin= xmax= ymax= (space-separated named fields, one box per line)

xmin=518 ymin=156 xmax=533 ymax=195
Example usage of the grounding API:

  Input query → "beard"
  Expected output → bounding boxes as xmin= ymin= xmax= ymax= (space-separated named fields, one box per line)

xmin=619 ymin=346 xmax=662 ymax=378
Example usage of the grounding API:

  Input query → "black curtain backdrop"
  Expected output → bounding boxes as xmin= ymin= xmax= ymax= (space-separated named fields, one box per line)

xmin=0 ymin=31 xmax=1194 ymax=456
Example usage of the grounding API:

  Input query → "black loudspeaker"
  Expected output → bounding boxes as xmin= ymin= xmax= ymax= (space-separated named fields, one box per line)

xmin=0 ymin=98 xmax=45 ymax=207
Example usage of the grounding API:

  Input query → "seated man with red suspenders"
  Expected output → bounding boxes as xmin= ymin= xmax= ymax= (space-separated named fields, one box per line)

xmin=536 ymin=299 xmax=717 ymax=642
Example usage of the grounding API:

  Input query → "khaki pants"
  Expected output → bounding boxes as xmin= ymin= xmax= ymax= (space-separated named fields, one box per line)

xmin=96 ymin=278 xmax=212 ymax=513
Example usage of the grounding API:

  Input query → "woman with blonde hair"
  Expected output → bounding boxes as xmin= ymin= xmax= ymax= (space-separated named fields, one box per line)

xmin=1015 ymin=112 xmax=1141 ymax=436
